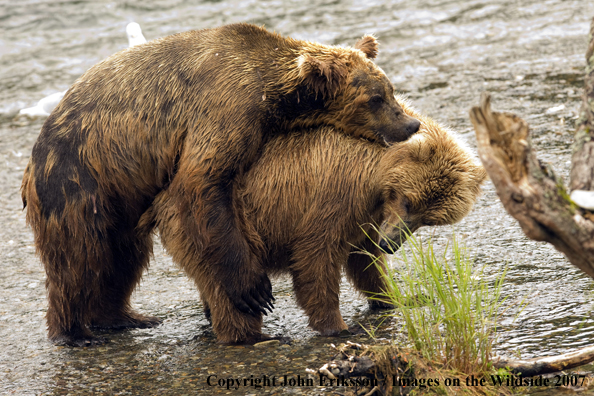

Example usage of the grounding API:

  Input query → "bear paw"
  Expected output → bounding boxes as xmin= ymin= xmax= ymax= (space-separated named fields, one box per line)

xmin=227 ymin=271 xmax=275 ymax=317
xmin=368 ymin=299 xmax=395 ymax=310
xmin=221 ymin=333 xmax=292 ymax=346
xmin=91 ymin=312 xmax=162 ymax=330
xmin=313 ymin=315 xmax=349 ymax=337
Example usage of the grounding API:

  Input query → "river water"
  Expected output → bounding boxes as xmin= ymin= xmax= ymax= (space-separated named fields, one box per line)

xmin=2 ymin=0 xmax=594 ymax=395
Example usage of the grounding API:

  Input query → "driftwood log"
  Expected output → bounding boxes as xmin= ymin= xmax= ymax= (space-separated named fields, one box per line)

xmin=312 ymin=343 xmax=594 ymax=388
xmin=493 ymin=346 xmax=594 ymax=377
xmin=468 ymin=18 xmax=594 ymax=279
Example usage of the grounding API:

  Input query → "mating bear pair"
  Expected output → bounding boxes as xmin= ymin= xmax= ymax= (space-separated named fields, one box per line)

xmin=20 ymin=23 xmax=478 ymax=346
xmin=150 ymin=100 xmax=486 ymax=343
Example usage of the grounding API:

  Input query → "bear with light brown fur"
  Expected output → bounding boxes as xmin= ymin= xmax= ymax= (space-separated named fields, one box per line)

xmin=21 ymin=23 xmax=421 ymax=346
xmin=149 ymin=99 xmax=487 ymax=343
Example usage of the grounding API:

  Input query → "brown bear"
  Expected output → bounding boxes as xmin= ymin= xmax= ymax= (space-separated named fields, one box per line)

xmin=21 ymin=23 xmax=421 ymax=346
xmin=148 ymin=99 xmax=487 ymax=343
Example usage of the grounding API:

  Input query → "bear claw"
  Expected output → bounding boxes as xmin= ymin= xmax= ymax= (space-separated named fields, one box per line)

xmin=230 ymin=272 xmax=275 ymax=317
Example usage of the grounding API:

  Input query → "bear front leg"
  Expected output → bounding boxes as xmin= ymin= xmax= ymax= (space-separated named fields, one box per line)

xmin=154 ymin=190 xmax=267 ymax=344
xmin=168 ymin=253 xmax=265 ymax=344
xmin=345 ymin=237 xmax=394 ymax=310
xmin=289 ymin=244 xmax=349 ymax=336
xmin=202 ymin=282 xmax=265 ymax=344
xmin=171 ymin=120 xmax=275 ymax=318
xmin=170 ymin=181 xmax=274 ymax=317
xmin=201 ymin=204 xmax=274 ymax=317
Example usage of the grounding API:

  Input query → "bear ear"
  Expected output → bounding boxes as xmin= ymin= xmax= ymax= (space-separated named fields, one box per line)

xmin=297 ymin=53 xmax=348 ymax=98
xmin=354 ymin=34 xmax=379 ymax=59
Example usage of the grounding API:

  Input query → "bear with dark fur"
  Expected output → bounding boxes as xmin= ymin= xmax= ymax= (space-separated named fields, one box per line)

xmin=21 ymin=23 xmax=421 ymax=346
xmin=148 ymin=99 xmax=487 ymax=343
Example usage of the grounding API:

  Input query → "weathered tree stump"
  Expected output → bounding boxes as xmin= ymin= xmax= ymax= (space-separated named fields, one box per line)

xmin=468 ymin=17 xmax=594 ymax=279
xmin=469 ymin=92 xmax=594 ymax=278
xmin=465 ymin=15 xmax=594 ymax=379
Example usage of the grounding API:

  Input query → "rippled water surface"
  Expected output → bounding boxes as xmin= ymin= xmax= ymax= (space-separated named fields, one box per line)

xmin=2 ymin=0 xmax=594 ymax=394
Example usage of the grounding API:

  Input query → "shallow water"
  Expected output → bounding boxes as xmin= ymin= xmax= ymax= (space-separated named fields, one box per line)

xmin=2 ymin=0 xmax=594 ymax=394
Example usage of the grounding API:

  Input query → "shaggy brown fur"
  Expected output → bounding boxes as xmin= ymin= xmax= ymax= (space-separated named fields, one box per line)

xmin=21 ymin=23 xmax=421 ymax=346
xmin=148 ymin=100 xmax=487 ymax=343
xmin=378 ymin=99 xmax=489 ymax=253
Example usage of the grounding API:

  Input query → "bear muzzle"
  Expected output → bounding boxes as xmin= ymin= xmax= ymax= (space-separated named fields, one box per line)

xmin=379 ymin=218 xmax=420 ymax=254
xmin=381 ymin=115 xmax=421 ymax=145
xmin=379 ymin=237 xmax=402 ymax=254
xmin=405 ymin=117 xmax=421 ymax=137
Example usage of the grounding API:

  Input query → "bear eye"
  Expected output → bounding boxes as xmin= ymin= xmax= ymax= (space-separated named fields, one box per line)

xmin=368 ymin=94 xmax=384 ymax=111
xmin=369 ymin=95 xmax=383 ymax=104
xmin=401 ymin=197 xmax=410 ymax=214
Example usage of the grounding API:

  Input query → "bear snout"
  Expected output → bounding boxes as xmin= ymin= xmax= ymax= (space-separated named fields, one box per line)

xmin=379 ymin=238 xmax=401 ymax=254
xmin=406 ymin=117 xmax=421 ymax=137
xmin=379 ymin=114 xmax=421 ymax=144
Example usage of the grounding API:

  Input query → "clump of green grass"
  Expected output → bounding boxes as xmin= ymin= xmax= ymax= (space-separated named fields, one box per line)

xmin=372 ymin=230 xmax=508 ymax=376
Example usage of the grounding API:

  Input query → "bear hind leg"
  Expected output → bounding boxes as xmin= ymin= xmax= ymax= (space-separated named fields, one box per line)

xmin=89 ymin=228 xmax=161 ymax=330
xmin=45 ymin=270 xmax=108 ymax=347
xmin=40 ymin=224 xmax=112 ymax=347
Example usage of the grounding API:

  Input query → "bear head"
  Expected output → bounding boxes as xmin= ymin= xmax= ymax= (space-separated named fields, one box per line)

xmin=378 ymin=99 xmax=487 ymax=253
xmin=295 ymin=35 xmax=420 ymax=145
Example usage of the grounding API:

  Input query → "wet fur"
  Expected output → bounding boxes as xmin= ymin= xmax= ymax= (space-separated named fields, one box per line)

xmin=148 ymin=102 xmax=486 ymax=343
xmin=380 ymin=98 xmax=488 ymax=250
xmin=21 ymin=23 xmax=420 ymax=346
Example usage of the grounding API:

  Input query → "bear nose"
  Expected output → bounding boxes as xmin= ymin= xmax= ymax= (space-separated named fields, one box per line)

xmin=379 ymin=238 xmax=397 ymax=254
xmin=407 ymin=118 xmax=421 ymax=136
